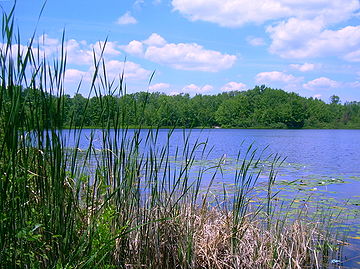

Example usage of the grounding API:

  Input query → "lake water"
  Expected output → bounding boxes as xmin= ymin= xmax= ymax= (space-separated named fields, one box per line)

xmin=67 ymin=128 xmax=360 ymax=186
xmin=63 ymin=128 xmax=360 ymax=266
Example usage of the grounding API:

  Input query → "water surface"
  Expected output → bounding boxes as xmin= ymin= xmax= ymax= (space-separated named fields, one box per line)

xmin=63 ymin=128 xmax=360 ymax=266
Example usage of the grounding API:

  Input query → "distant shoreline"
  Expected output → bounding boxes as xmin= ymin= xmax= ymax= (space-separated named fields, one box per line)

xmin=62 ymin=125 xmax=360 ymax=130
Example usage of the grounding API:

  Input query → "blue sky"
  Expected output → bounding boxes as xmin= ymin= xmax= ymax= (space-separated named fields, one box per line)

xmin=2 ymin=0 xmax=360 ymax=102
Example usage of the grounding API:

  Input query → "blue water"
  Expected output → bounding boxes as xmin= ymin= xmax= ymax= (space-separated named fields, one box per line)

xmin=61 ymin=128 xmax=360 ymax=204
xmin=65 ymin=128 xmax=360 ymax=178
xmin=61 ymin=128 xmax=360 ymax=267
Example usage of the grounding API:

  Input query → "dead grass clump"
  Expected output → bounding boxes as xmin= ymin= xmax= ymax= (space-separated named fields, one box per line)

xmin=191 ymin=207 xmax=327 ymax=269
xmin=118 ymin=205 xmax=330 ymax=269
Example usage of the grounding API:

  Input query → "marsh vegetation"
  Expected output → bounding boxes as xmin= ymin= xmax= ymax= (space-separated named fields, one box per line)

xmin=0 ymin=8 xmax=356 ymax=268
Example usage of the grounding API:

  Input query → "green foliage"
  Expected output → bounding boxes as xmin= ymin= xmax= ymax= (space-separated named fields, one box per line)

xmin=31 ymin=85 xmax=360 ymax=130
xmin=0 ymin=5 xmax=347 ymax=268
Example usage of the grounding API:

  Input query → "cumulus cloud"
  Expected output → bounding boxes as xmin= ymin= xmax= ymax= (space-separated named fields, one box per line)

xmin=33 ymin=37 xmax=123 ymax=66
xmin=116 ymin=12 xmax=137 ymax=25
xmin=64 ymin=59 xmax=151 ymax=86
xmin=246 ymin=36 xmax=266 ymax=46
xmin=103 ymin=60 xmax=151 ymax=81
xmin=2 ymin=36 xmax=100 ymax=66
xmin=255 ymin=71 xmax=303 ymax=90
xmin=65 ymin=69 xmax=89 ymax=83
xmin=221 ymin=82 xmax=247 ymax=92
xmin=121 ymin=40 xmax=144 ymax=57
xmin=61 ymin=38 xmax=150 ymax=84
xmin=122 ymin=33 xmax=237 ymax=72
xmin=144 ymin=43 xmax=236 ymax=71
xmin=181 ymin=84 xmax=213 ymax=94
xmin=268 ymin=20 xmax=360 ymax=60
xmin=149 ymin=82 xmax=171 ymax=91
xmin=65 ymin=40 xmax=122 ymax=65
xmin=289 ymin=63 xmax=317 ymax=72
xmin=172 ymin=0 xmax=359 ymax=27
xmin=65 ymin=39 xmax=93 ymax=65
xmin=303 ymin=77 xmax=340 ymax=90
xmin=0 ymin=43 xmax=35 ymax=62
xmin=172 ymin=1 xmax=360 ymax=61
xmin=143 ymin=33 xmax=167 ymax=46
xmin=92 ymin=41 xmax=122 ymax=56
xmin=37 ymin=34 xmax=60 ymax=55
xmin=256 ymin=71 xmax=302 ymax=84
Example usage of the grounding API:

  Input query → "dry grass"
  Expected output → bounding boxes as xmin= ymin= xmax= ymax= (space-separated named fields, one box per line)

xmin=120 ymin=204 xmax=330 ymax=269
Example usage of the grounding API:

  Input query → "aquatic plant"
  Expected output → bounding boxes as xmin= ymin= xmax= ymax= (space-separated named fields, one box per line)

xmin=0 ymin=6 xmax=340 ymax=268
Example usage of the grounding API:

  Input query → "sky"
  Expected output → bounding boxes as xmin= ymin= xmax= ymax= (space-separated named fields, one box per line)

xmin=1 ymin=0 xmax=360 ymax=102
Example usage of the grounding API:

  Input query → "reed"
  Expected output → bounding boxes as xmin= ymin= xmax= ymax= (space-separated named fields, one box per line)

xmin=0 ymin=7 xmax=339 ymax=268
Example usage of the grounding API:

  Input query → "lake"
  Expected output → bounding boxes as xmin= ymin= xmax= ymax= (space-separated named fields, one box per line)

xmin=63 ymin=128 xmax=360 ymax=266
xmin=66 ymin=128 xmax=360 ymax=183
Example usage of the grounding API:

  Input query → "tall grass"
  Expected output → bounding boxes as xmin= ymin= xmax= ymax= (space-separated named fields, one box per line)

xmin=0 ymin=7 xmax=338 ymax=268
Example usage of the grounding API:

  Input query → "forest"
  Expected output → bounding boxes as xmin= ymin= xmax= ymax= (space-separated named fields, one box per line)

xmin=20 ymin=85 xmax=360 ymax=129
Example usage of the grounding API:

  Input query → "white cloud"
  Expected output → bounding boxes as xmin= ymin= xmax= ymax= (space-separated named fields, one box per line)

xmin=121 ymin=40 xmax=144 ymax=56
xmin=172 ymin=1 xmax=360 ymax=61
xmin=65 ymin=59 xmax=151 ymax=87
xmin=256 ymin=71 xmax=302 ymax=84
xmin=122 ymin=33 xmax=237 ymax=72
xmin=63 ymin=39 xmax=90 ymax=65
xmin=63 ymin=38 xmax=149 ymax=82
xmin=65 ymin=69 xmax=89 ymax=83
xmin=103 ymin=60 xmax=151 ymax=81
xmin=116 ymin=12 xmax=137 ymax=25
xmin=289 ymin=63 xmax=317 ymax=72
xmin=255 ymin=71 xmax=303 ymax=90
xmin=36 ymin=34 xmax=61 ymax=56
xmin=344 ymin=49 xmax=360 ymax=62
xmin=65 ymin=39 xmax=122 ymax=65
xmin=3 ymin=36 xmax=93 ymax=66
xmin=145 ymin=43 xmax=236 ymax=72
xmin=221 ymin=81 xmax=247 ymax=91
xmin=31 ymin=37 xmax=123 ymax=66
xmin=313 ymin=94 xmax=322 ymax=99
xmin=181 ymin=84 xmax=213 ymax=94
xmin=0 ymin=43 xmax=34 ymax=62
xmin=303 ymin=77 xmax=340 ymax=90
xmin=172 ymin=0 xmax=359 ymax=27
xmin=149 ymin=82 xmax=171 ymax=91
xmin=246 ymin=36 xmax=266 ymax=46
xmin=39 ymin=34 xmax=59 ymax=46
xmin=268 ymin=18 xmax=360 ymax=60
xmin=92 ymin=41 xmax=122 ymax=56
xmin=143 ymin=33 xmax=167 ymax=47
xmin=63 ymin=39 xmax=150 ymax=83
xmin=267 ymin=17 xmax=324 ymax=58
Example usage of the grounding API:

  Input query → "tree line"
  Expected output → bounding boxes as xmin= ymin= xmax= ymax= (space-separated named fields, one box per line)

xmin=17 ymin=85 xmax=360 ymax=129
